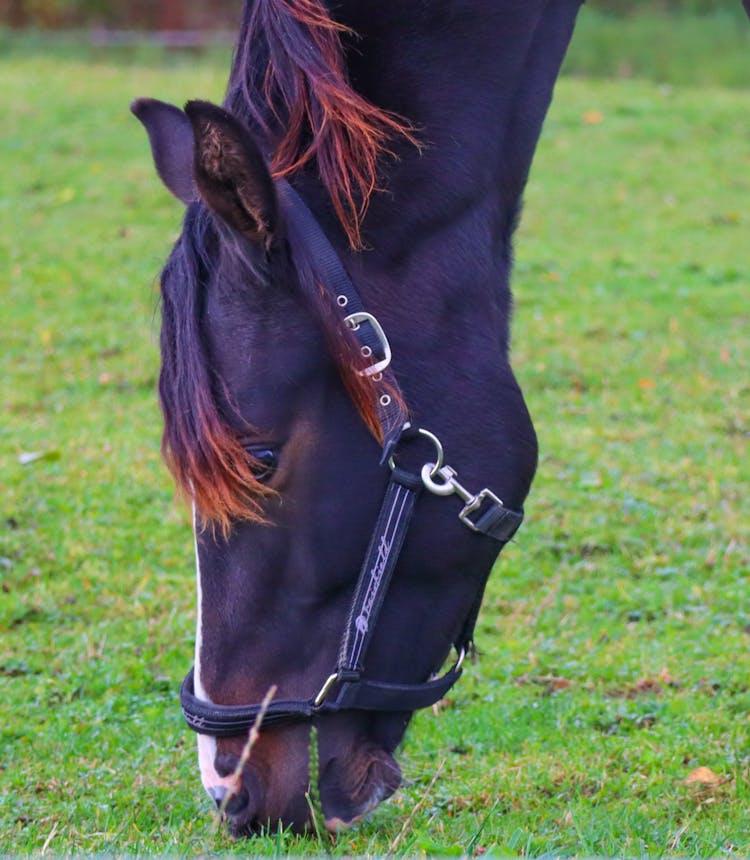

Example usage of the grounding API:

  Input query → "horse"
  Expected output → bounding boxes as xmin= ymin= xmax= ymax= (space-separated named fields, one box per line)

xmin=131 ymin=0 xmax=750 ymax=838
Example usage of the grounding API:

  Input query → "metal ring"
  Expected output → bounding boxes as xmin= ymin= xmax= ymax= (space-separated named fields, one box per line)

xmin=361 ymin=345 xmax=373 ymax=358
xmin=415 ymin=428 xmax=444 ymax=477
xmin=337 ymin=295 xmax=348 ymax=307
xmin=371 ymin=372 xmax=383 ymax=382
xmin=388 ymin=426 xmax=444 ymax=477
xmin=379 ymin=394 xmax=392 ymax=407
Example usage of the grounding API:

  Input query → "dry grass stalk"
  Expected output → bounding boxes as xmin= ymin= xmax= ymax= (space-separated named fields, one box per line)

xmin=388 ymin=759 xmax=446 ymax=854
xmin=213 ymin=684 xmax=278 ymax=829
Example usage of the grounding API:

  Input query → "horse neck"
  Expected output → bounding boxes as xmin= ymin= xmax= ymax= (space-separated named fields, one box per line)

xmin=226 ymin=0 xmax=582 ymax=363
xmin=339 ymin=1 xmax=582 ymax=184
xmin=330 ymin=1 xmax=582 ymax=344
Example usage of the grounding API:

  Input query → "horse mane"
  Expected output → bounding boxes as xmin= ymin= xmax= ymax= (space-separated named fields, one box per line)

xmin=160 ymin=206 xmax=401 ymax=534
xmin=159 ymin=207 xmax=275 ymax=535
xmin=224 ymin=0 xmax=417 ymax=249
xmin=160 ymin=0 xmax=413 ymax=532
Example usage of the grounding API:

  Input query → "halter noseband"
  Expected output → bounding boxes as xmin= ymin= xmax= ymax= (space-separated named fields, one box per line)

xmin=179 ymin=180 xmax=524 ymax=736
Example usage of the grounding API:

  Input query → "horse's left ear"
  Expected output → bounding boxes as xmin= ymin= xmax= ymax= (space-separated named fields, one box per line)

xmin=184 ymin=100 xmax=278 ymax=247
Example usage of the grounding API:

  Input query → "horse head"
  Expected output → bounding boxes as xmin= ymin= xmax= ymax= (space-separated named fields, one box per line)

xmin=130 ymin=0 xmax=587 ymax=837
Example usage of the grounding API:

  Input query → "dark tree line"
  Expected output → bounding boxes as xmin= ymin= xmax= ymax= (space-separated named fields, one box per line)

xmin=0 ymin=0 xmax=738 ymax=29
xmin=0 ymin=0 xmax=239 ymax=28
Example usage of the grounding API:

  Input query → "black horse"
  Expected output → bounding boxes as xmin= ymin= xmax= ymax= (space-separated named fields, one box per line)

xmin=132 ymin=0 xmax=750 ymax=837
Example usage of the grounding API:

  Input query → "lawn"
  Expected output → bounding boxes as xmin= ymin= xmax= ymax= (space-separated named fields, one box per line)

xmin=1 ymin=30 xmax=749 ymax=859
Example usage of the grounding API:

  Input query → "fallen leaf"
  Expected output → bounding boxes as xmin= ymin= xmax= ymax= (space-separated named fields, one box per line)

xmin=582 ymin=109 xmax=604 ymax=125
xmin=514 ymin=674 xmax=572 ymax=693
xmin=638 ymin=378 xmax=656 ymax=390
xmin=710 ymin=212 xmax=739 ymax=226
xmin=659 ymin=668 xmax=677 ymax=686
xmin=635 ymin=678 xmax=661 ymax=694
xmin=685 ymin=766 xmax=722 ymax=786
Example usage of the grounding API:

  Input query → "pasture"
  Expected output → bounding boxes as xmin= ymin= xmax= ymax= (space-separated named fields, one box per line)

xmin=2 ymin=38 xmax=749 ymax=857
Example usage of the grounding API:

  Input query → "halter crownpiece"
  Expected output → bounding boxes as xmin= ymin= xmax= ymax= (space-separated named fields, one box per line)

xmin=179 ymin=181 xmax=524 ymax=736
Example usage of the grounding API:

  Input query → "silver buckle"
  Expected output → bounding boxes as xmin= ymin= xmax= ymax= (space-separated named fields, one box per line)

xmin=455 ymin=646 xmax=467 ymax=670
xmin=421 ymin=462 xmax=504 ymax=533
xmin=344 ymin=311 xmax=392 ymax=377
xmin=458 ymin=488 xmax=503 ymax=533
xmin=313 ymin=672 xmax=339 ymax=707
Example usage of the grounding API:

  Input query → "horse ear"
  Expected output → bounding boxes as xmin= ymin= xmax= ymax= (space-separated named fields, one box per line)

xmin=184 ymin=100 xmax=278 ymax=246
xmin=130 ymin=98 xmax=197 ymax=204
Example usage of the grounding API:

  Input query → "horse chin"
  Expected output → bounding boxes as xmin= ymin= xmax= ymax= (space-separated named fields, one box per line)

xmin=319 ymin=744 xmax=402 ymax=830
xmin=208 ymin=728 xmax=401 ymax=837
xmin=223 ymin=787 xmax=312 ymax=838
xmin=218 ymin=749 xmax=400 ymax=837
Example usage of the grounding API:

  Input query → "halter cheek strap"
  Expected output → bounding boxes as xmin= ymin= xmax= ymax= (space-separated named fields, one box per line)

xmin=277 ymin=179 xmax=407 ymax=460
xmin=179 ymin=182 xmax=524 ymax=736
xmin=180 ymin=456 xmax=521 ymax=736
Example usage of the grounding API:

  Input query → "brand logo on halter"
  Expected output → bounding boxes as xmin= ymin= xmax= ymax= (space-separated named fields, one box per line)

xmin=354 ymin=534 xmax=393 ymax=636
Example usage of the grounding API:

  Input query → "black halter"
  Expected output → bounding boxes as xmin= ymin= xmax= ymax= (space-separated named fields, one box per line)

xmin=179 ymin=180 xmax=524 ymax=736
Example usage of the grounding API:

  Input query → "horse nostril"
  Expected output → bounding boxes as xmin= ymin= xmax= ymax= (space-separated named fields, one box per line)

xmin=207 ymin=784 xmax=250 ymax=817
xmin=210 ymin=756 xmax=267 ymax=833
xmin=208 ymin=785 xmax=228 ymax=809
xmin=225 ymin=788 xmax=250 ymax=818
xmin=319 ymin=747 xmax=402 ymax=827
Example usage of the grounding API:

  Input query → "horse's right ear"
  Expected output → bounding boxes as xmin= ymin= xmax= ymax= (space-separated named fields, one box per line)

xmin=131 ymin=98 xmax=197 ymax=204
xmin=183 ymin=100 xmax=278 ymax=247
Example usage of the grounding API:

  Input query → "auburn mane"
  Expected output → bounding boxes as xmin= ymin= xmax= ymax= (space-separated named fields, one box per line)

xmin=225 ymin=0 xmax=417 ymax=249
xmin=159 ymin=208 xmax=275 ymax=535
xmin=160 ymin=0 xmax=413 ymax=532
xmin=160 ymin=210 xmax=401 ymax=534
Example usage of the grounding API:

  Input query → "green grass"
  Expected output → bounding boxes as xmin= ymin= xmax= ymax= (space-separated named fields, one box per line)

xmin=563 ymin=8 xmax=750 ymax=87
xmin=1 ymin=41 xmax=749 ymax=859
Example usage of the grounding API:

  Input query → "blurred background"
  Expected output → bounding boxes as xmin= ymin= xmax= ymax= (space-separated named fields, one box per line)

xmin=0 ymin=0 xmax=238 ymax=29
xmin=0 ymin=0 xmax=747 ymax=87
xmin=0 ymin=0 xmax=740 ymax=29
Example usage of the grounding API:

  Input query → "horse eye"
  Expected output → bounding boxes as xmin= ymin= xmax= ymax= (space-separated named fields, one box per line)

xmin=247 ymin=447 xmax=278 ymax=482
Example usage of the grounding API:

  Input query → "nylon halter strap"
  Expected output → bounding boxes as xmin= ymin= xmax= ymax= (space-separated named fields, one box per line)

xmin=179 ymin=180 xmax=524 ymax=737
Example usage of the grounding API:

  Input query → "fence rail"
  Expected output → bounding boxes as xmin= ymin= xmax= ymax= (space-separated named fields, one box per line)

xmin=88 ymin=28 xmax=234 ymax=47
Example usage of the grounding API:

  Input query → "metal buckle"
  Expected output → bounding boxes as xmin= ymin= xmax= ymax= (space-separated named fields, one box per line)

xmin=455 ymin=646 xmax=467 ymax=670
xmin=344 ymin=311 xmax=392 ymax=377
xmin=313 ymin=673 xmax=340 ymax=708
xmin=458 ymin=488 xmax=504 ymax=533
xmin=421 ymin=463 xmax=504 ymax=533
